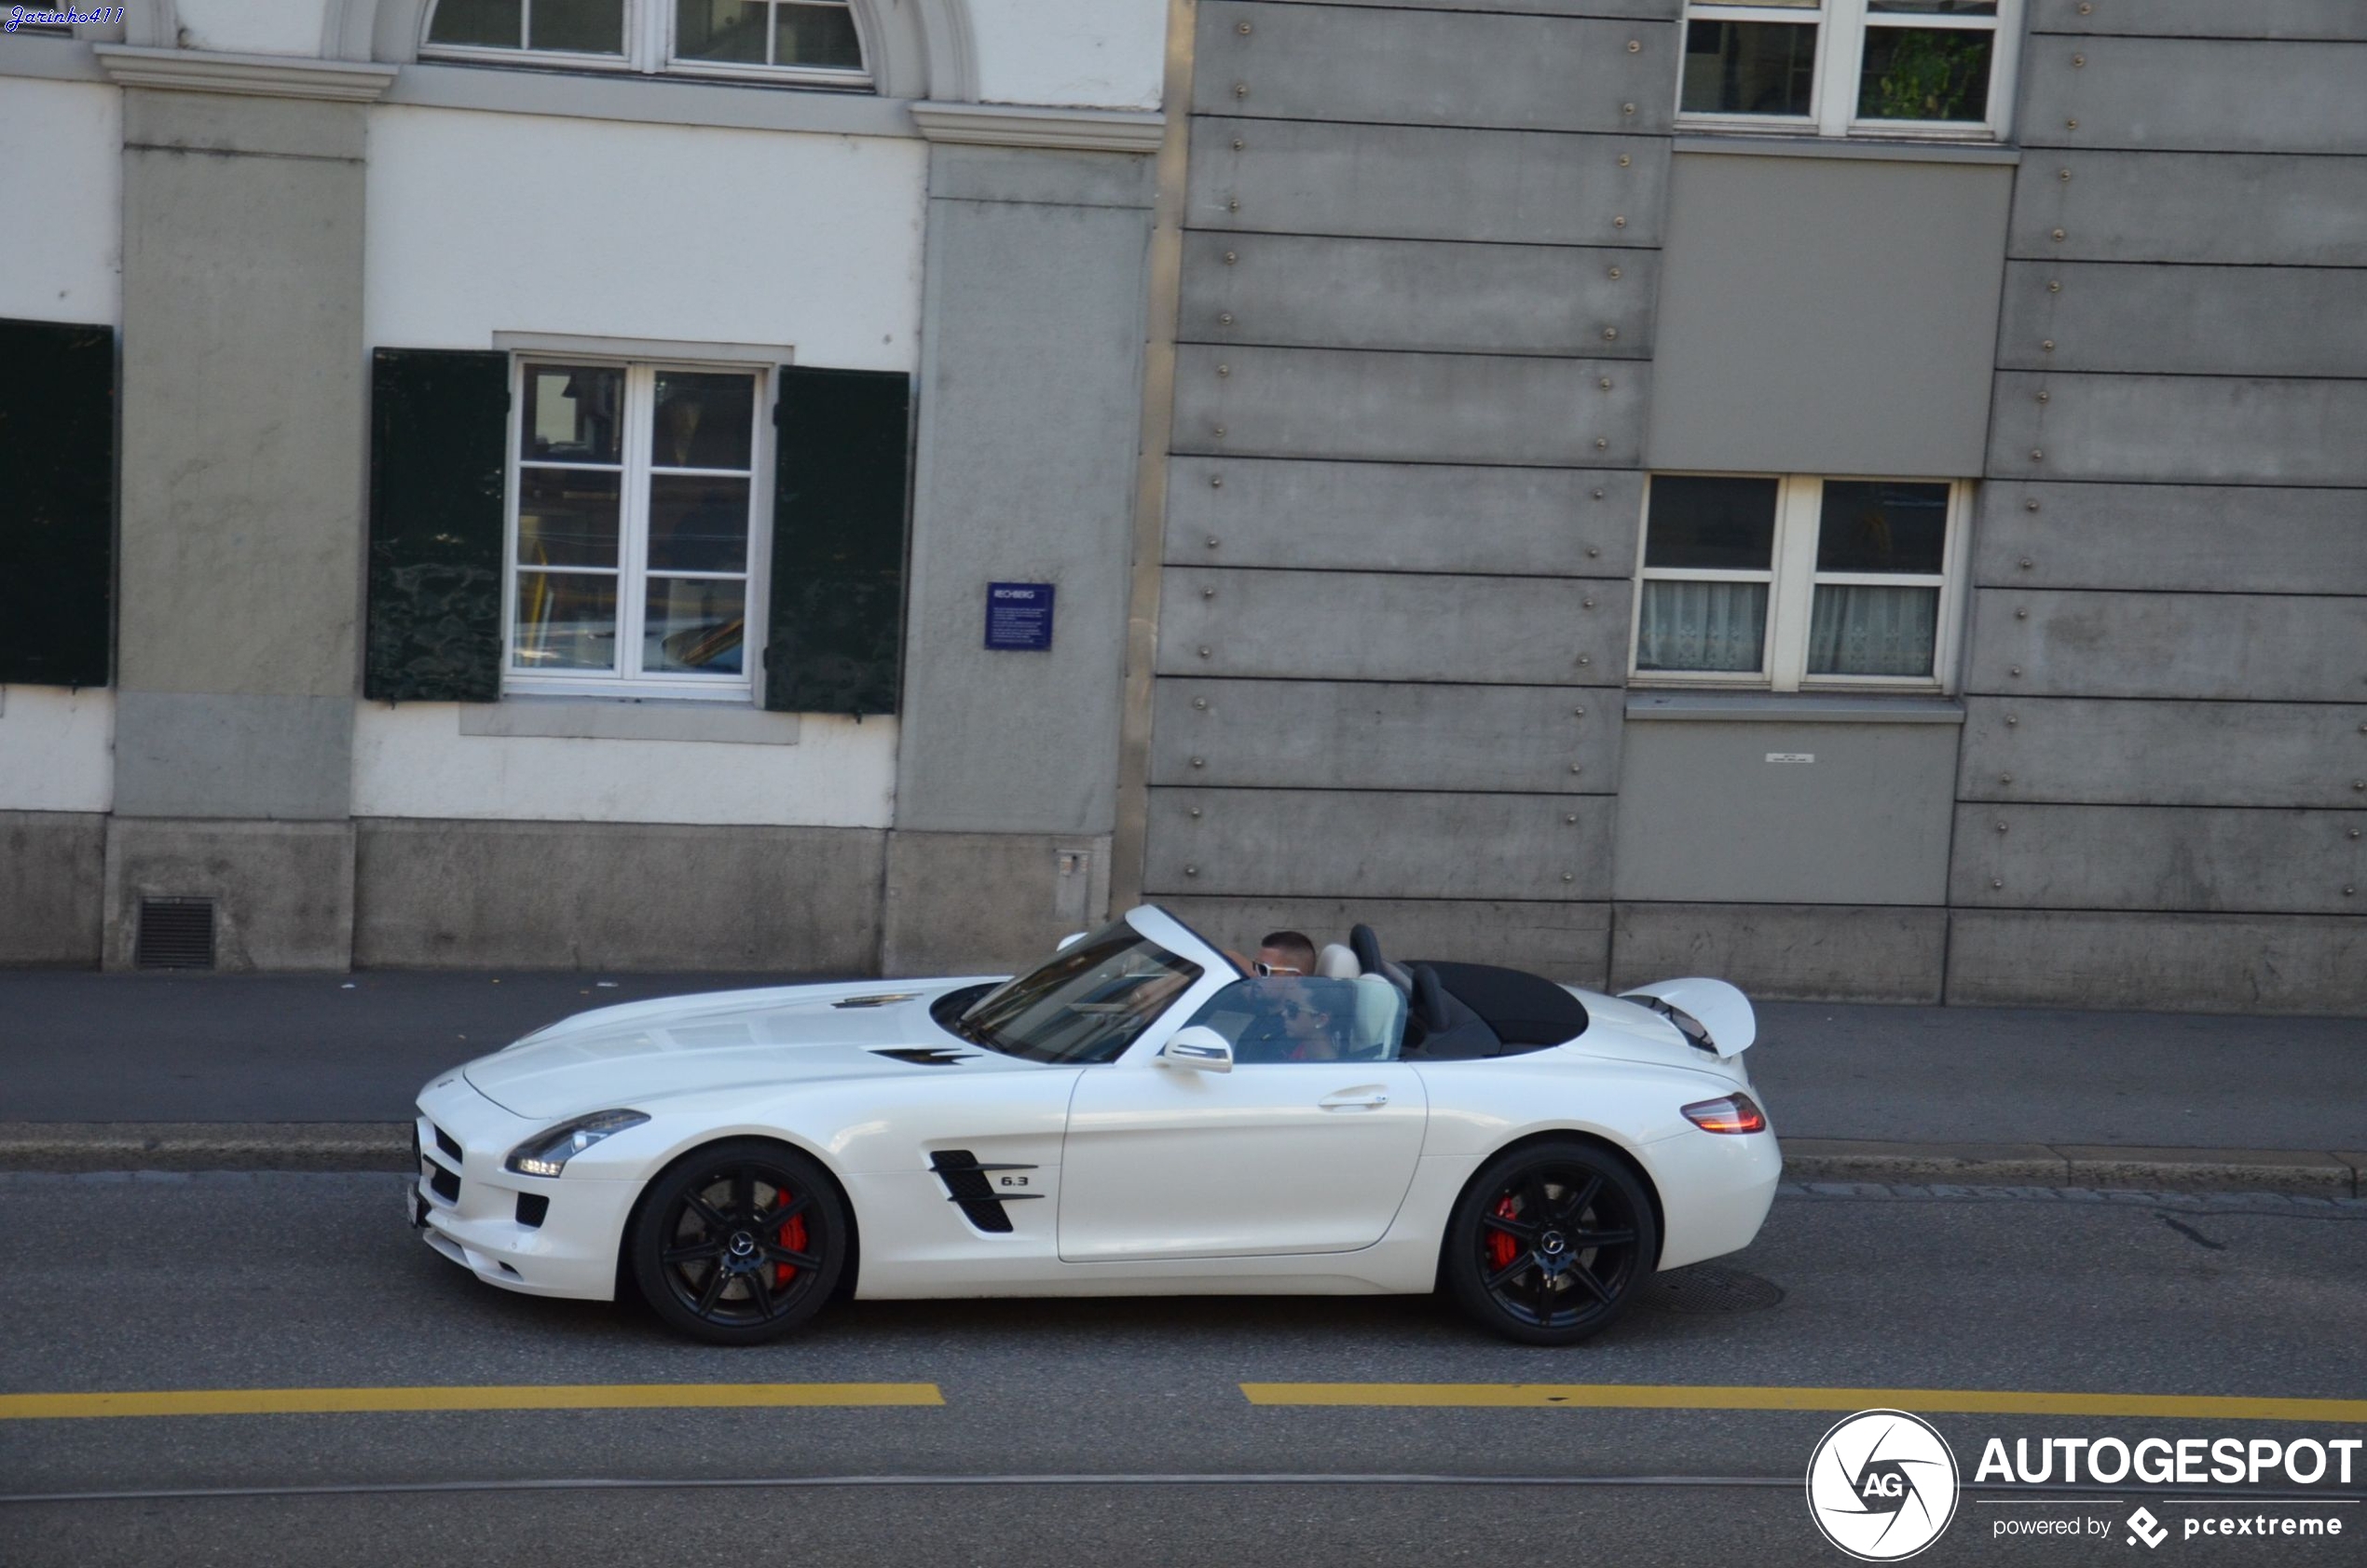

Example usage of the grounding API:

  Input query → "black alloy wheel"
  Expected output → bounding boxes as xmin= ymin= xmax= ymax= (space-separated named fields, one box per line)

xmin=1445 ymin=1140 xmax=1658 ymax=1346
xmin=629 ymin=1139 xmax=847 ymax=1344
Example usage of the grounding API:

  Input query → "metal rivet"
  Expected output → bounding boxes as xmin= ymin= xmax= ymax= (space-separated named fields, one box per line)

xmin=2000 ymin=773 xmax=2013 ymax=784
xmin=1996 ymin=822 xmax=2009 ymax=833
xmin=1205 ymin=536 xmax=1220 ymax=548
xmin=2059 ymin=168 xmax=2073 ymax=182
xmin=1586 ymin=546 xmax=1601 ymax=558
xmin=2025 ymin=498 xmax=2041 ymax=511
xmin=2042 ymin=339 xmax=2056 ymax=352
xmin=1599 ymin=376 xmax=1613 ymax=389
xmin=1226 ymin=197 xmax=1240 ymax=212
xmin=1218 ymin=311 xmax=1234 ymax=326
xmin=1592 ymin=488 xmax=1606 ymax=500
xmin=1216 ymin=363 xmax=1230 ymax=376
xmin=2066 ymin=117 xmax=2079 ymax=130
xmin=1184 ymin=865 xmax=1198 ymax=877
xmin=1210 ymin=475 xmax=1223 ymax=488
xmin=1196 ymin=646 xmax=1211 ymax=659
xmin=2018 ymin=556 xmax=2033 ymax=568
xmin=1223 ymin=251 xmax=1237 ymax=264
xmin=1200 ymin=586 xmax=1215 ymax=599
xmin=1626 ymin=38 xmax=1640 ymax=52
xmin=1577 ymin=654 xmax=1592 ymax=666
xmin=1583 ymin=596 xmax=1597 ymax=608
xmin=1621 ymin=102 xmax=1635 ymax=116
xmin=1612 ymin=214 xmax=1627 ymax=228
xmin=2047 ymin=280 xmax=2061 ymax=293
xmin=2352 ymin=829 xmax=2363 ymax=840
xmin=1574 ymin=706 xmax=1586 ymax=717
xmin=1191 ymin=697 xmax=1208 ymax=710
xmin=2038 ymin=390 xmax=2051 ymax=403
xmin=1991 ymin=878 xmax=2004 ymax=889
xmin=2010 ymin=665 xmax=2023 ymax=676
xmin=2077 ymin=1 xmax=2090 ymax=12
xmin=1565 ymin=813 xmax=1579 ymax=825
xmin=1602 ymin=327 xmax=1619 ymax=342
xmin=1569 ymin=763 xmax=1584 ymax=774
xmin=1608 ymin=266 xmax=1622 ymax=280
xmin=1230 ymin=137 xmax=1244 ymax=150
xmin=2348 ymin=886 xmax=2358 ymax=896
xmin=1188 ymin=806 xmax=1202 ymax=818
xmin=1212 ymin=425 xmax=1226 ymax=437
xmin=2355 ymin=780 xmax=2366 ymax=792
xmin=1562 ymin=872 xmax=1576 ymax=882
xmin=1618 ymin=154 xmax=1632 ymax=168
xmin=2051 ymin=228 xmax=2067 ymax=241
xmin=2005 ymin=715 xmax=2019 ymax=726
xmin=2015 ymin=608 xmax=2029 ymax=620
xmin=2031 ymin=448 xmax=2045 ymax=460
xmin=1236 ymin=19 xmax=1251 ymax=32
xmin=1232 ymin=81 xmax=1248 ymax=98
xmin=1594 ymin=438 xmax=1608 ymax=450
xmin=1190 ymin=756 xmax=1206 ymax=768
xmin=2072 ymin=53 xmax=2085 ymax=66
xmin=2360 ymin=723 xmax=2367 ymax=733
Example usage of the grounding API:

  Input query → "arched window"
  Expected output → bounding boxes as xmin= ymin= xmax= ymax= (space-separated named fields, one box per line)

xmin=420 ymin=0 xmax=871 ymax=88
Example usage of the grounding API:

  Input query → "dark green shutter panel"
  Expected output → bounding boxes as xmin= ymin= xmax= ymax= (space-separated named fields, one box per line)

xmin=765 ymin=366 xmax=912 ymax=716
xmin=365 ymin=348 xmax=510 ymax=702
xmin=0 ymin=319 xmax=114 ymax=688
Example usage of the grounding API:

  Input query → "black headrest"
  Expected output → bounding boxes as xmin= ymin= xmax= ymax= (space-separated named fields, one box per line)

xmin=1407 ymin=963 xmax=1503 ymax=1060
xmin=1349 ymin=923 xmax=1384 ymax=976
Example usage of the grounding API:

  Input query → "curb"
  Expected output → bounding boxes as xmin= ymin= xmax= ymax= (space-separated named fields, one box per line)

xmin=0 ymin=1125 xmax=2360 ymax=1196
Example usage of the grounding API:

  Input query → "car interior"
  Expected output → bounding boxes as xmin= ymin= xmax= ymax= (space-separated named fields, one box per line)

xmin=1329 ymin=923 xmax=1590 ymax=1061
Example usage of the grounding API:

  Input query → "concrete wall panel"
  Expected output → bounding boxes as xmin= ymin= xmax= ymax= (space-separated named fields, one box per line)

xmin=1156 ymin=896 xmax=1614 ymax=986
xmin=1151 ymin=679 xmax=1619 ymax=793
xmin=2018 ymin=38 xmax=2367 ymax=153
xmin=1960 ymin=698 xmax=2367 ymax=810
xmin=1946 ymin=910 xmax=2367 ymax=1013
xmin=1187 ymin=116 xmax=1664 ymax=245
xmin=1613 ymin=719 xmax=1961 ymax=905
xmin=1610 ymin=903 xmax=1947 ymax=1003
xmin=1166 ymin=458 xmax=1640 ymax=577
xmin=355 ymin=819 xmax=884 ymax=972
xmin=1173 ymin=345 xmax=1646 ymax=466
xmin=0 ymin=811 xmax=104 ymax=966
xmin=1973 ymin=483 xmax=2367 ymax=594
xmin=0 ymin=79 xmax=120 ymax=327
xmin=1950 ymin=804 xmax=2366 ymax=914
xmin=1145 ymin=788 xmax=1610 ymax=900
xmin=882 ymin=831 xmax=1111 ymax=976
xmin=2006 ymin=152 xmax=2367 ymax=266
xmin=1156 ymin=568 xmax=1628 ymax=686
xmin=1648 ymin=152 xmax=2011 ymax=477
xmin=896 ymin=148 xmax=1153 ymax=836
xmin=1179 ymin=232 xmax=1655 ymax=359
xmin=2032 ymin=0 xmax=2367 ymax=41
xmin=103 ymin=819 xmax=355 ymax=972
xmin=1965 ymin=590 xmax=2367 ymax=702
xmin=1196 ymin=3 xmax=1676 ymax=135
xmin=1988 ymin=373 xmax=2367 ymax=487
xmin=1998 ymin=262 xmax=2367 ymax=377
xmin=112 ymin=693 xmax=353 ymax=822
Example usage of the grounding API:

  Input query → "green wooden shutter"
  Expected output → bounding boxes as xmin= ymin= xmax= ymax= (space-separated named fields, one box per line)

xmin=364 ymin=348 xmax=510 ymax=702
xmin=765 ymin=366 xmax=912 ymax=716
xmin=0 ymin=319 xmax=115 ymax=688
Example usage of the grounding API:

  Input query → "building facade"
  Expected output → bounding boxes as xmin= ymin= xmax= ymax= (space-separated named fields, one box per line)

xmin=1 ymin=0 xmax=2361 ymax=1011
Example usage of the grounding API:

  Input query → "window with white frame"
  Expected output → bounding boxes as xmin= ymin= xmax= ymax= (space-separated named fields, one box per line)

xmin=1631 ymin=474 xmax=1967 ymax=690
xmin=508 ymin=360 xmax=766 ymax=701
xmin=1677 ymin=0 xmax=2018 ymax=139
xmin=422 ymin=0 xmax=868 ymax=85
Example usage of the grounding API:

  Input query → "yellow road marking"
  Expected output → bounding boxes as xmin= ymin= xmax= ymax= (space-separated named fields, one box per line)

xmin=1240 ymin=1384 xmax=2367 ymax=1424
xmin=0 ymin=1384 xmax=944 ymax=1420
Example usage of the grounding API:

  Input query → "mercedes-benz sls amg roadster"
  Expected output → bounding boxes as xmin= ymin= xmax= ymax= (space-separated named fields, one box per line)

xmin=411 ymin=906 xmax=1779 ymax=1345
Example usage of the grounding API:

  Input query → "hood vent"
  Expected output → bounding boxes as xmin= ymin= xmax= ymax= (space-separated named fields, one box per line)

xmin=869 ymin=1047 xmax=978 ymax=1067
xmin=836 ymin=992 xmax=922 ymax=1009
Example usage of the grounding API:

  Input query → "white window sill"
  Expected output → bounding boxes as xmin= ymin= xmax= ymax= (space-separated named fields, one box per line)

xmin=458 ymin=698 xmax=799 ymax=744
xmin=1624 ymin=691 xmax=1965 ymax=725
xmin=1671 ymin=132 xmax=2021 ymax=166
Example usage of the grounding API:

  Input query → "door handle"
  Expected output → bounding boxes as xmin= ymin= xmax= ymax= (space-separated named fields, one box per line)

xmin=1320 ymin=1090 xmax=1389 ymax=1111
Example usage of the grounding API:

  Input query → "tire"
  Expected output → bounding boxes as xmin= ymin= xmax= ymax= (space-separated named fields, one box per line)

xmin=1444 ymin=1139 xmax=1658 ymax=1346
xmin=628 ymin=1139 xmax=849 ymax=1345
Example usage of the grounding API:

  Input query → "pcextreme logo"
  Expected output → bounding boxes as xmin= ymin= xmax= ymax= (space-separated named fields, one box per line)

xmin=1806 ymin=1409 xmax=1962 ymax=1561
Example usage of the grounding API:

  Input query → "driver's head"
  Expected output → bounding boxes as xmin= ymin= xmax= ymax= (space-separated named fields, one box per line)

xmin=1254 ymin=930 xmax=1317 ymax=978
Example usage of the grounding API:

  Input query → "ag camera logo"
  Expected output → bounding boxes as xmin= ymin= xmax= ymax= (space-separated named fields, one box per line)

xmin=1806 ymin=1409 xmax=1960 ymax=1561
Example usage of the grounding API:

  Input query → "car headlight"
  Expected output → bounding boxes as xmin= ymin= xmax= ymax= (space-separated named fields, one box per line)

xmin=504 ymin=1110 xmax=650 ymax=1177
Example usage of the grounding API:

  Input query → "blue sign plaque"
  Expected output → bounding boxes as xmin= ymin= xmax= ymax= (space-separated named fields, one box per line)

xmin=984 ymin=581 xmax=1055 ymax=651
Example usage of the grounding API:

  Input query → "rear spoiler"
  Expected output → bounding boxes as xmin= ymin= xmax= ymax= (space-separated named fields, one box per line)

xmin=1620 ymin=978 xmax=1756 ymax=1058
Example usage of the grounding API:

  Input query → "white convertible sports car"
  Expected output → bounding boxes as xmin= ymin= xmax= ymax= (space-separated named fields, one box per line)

xmin=411 ymin=907 xmax=1779 ymax=1346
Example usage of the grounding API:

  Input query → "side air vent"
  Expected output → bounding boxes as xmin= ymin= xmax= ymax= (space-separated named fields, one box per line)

xmin=135 ymin=897 xmax=216 ymax=970
xmin=428 ymin=1163 xmax=459 ymax=1204
xmin=871 ymin=1047 xmax=978 ymax=1067
xmin=929 ymin=1149 xmax=1041 ymax=1234
xmin=432 ymin=1125 xmax=464 ymax=1163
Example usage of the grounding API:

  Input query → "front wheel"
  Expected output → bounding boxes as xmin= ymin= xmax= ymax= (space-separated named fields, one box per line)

xmin=628 ymin=1139 xmax=848 ymax=1344
xmin=1444 ymin=1140 xmax=1658 ymax=1346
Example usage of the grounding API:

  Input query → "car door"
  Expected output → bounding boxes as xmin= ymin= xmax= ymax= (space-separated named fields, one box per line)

xmin=1056 ymin=975 xmax=1428 ymax=1261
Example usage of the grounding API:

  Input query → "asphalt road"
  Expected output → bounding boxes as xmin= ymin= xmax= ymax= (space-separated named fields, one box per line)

xmin=2 ymin=1176 xmax=2362 ymax=1566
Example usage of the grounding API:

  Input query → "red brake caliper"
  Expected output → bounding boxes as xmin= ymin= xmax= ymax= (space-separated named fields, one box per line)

xmin=1486 ymin=1194 xmax=1521 ymax=1271
xmin=774 ymin=1204 xmax=808 ymax=1288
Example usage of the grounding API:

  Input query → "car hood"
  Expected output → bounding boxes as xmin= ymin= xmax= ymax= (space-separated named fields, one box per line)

xmin=460 ymin=976 xmax=1023 ymax=1119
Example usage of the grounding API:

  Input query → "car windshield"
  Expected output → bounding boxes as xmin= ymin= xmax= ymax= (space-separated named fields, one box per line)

xmin=951 ymin=920 xmax=1203 ymax=1065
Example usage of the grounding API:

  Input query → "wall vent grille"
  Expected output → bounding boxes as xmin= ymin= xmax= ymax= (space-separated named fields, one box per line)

xmin=135 ymin=897 xmax=216 ymax=970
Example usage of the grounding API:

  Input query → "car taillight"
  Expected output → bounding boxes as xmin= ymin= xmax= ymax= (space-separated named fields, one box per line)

xmin=1681 ymin=1093 xmax=1766 ymax=1134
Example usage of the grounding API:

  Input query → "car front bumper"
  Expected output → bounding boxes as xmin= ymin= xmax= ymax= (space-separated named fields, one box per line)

xmin=413 ymin=1072 xmax=640 ymax=1302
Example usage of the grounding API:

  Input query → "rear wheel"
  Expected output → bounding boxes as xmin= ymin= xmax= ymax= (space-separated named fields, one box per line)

xmin=629 ymin=1139 xmax=847 ymax=1344
xmin=1445 ymin=1140 xmax=1657 ymax=1346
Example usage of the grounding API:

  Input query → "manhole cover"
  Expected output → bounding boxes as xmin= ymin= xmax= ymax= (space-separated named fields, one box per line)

xmin=1642 ymin=1264 xmax=1785 ymax=1315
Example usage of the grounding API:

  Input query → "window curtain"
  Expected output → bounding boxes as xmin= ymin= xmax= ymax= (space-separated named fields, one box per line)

xmin=1807 ymin=585 xmax=1938 ymax=676
xmin=1635 ymin=580 xmax=1768 ymax=672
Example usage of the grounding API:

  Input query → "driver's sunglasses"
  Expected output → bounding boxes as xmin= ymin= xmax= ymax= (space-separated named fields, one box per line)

xmin=1274 ymin=1002 xmax=1318 ymax=1020
xmin=1254 ymin=961 xmax=1303 ymax=977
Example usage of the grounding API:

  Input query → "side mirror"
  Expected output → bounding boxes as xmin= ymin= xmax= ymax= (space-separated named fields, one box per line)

xmin=1157 ymin=1026 xmax=1234 ymax=1073
xmin=1055 ymin=931 xmax=1089 ymax=951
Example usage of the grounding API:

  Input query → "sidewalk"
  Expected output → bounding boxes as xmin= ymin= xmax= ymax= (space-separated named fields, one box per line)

xmin=1 ymin=970 xmax=2360 ymax=1193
